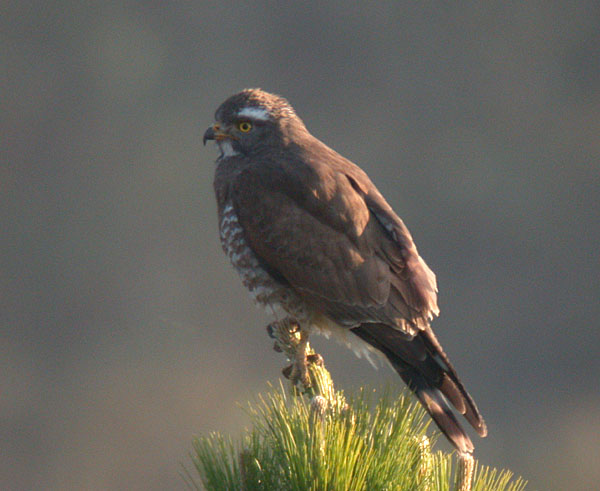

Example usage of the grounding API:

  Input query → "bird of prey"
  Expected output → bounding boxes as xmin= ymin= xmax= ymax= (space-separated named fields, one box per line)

xmin=203 ymin=89 xmax=487 ymax=454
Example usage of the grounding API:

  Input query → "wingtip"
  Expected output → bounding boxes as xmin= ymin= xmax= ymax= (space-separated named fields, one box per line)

xmin=421 ymin=388 xmax=475 ymax=454
xmin=478 ymin=421 xmax=488 ymax=438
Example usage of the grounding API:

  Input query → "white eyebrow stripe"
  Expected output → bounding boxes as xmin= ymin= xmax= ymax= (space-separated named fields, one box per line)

xmin=237 ymin=107 xmax=270 ymax=121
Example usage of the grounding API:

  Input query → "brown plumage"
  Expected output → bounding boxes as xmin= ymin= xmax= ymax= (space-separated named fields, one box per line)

xmin=204 ymin=89 xmax=487 ymax=454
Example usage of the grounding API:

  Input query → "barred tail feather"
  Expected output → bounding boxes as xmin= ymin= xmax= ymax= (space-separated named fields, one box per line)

xmin=351 ymin=323 xmax=487 ymax=454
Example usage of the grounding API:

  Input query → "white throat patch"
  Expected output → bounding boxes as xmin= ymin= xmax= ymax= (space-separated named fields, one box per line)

xmin=218 ymin=140 xmax=239 ymax=158
xmin=237 ymin=107 xmax=270 ymax=121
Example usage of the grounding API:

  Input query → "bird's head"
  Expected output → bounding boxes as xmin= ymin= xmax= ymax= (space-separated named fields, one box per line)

xmin=203 ymin=88 xmax=306 ymax=158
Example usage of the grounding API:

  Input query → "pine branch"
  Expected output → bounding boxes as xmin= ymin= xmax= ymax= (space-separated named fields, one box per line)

xmin=186 ymin=319 xmax=527 ymax=491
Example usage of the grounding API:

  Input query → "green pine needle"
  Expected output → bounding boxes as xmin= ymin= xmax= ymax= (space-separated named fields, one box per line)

xmin=187 ymin=383 xmax=526 ymax=490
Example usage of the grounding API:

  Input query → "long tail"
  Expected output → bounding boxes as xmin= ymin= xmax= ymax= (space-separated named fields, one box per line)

xmin=351 ymin=323 xmax=487 ymax=454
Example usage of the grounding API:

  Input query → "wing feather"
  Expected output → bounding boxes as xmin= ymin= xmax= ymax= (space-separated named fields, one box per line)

xmin=231 ymin=153 xmax=436 ymax=332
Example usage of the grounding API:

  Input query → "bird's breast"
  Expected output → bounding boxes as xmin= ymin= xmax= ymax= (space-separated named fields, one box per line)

xmin=219 ymin=201 xmax=308 ymax=320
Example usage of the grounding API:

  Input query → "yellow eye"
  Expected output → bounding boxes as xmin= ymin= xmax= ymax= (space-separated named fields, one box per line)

xmin=238 ymin=121 xmax=252 ymax=132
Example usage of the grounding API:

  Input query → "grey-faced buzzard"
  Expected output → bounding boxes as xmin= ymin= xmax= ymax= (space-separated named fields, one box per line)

xmin=203 ymin=89 xmax=487 ymax=454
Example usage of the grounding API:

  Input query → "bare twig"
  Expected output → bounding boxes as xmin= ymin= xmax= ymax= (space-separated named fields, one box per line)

xmin=417 ymin=435 xmax=433 ymax=491
xmin=455 ymin=452 xmax=475 ymax=491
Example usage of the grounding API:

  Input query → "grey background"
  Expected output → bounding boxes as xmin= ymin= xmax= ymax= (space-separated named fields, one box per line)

xmin=3 ymin=2 xmax=599 ymax=490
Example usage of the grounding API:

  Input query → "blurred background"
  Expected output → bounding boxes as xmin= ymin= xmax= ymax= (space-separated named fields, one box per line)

xmin=2 ymin=2 xmax=599 ymax=489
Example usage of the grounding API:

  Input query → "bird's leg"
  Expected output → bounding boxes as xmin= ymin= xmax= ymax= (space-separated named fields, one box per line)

xmin=289 ymin=327 xmax=310 ymax=388
xmin=267 ymin=317 xmax=312 ymax=391
xmin=267 ymin=318 xmax=345 ymax=408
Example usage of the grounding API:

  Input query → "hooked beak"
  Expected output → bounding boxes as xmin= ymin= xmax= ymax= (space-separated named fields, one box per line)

xmin=203 ymin=123 xmax=231 ymax=145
